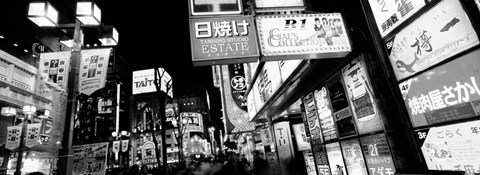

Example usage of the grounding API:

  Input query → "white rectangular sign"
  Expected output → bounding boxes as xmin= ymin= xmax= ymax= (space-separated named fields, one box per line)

xmin=292 ymin=123 xmax=311 ymax=151
xmin=132 ymin=68 xmax=172 ymax=97
xmin=37 ymin=51 xmax=71 ymax=99
xmin=79 ymin=49 xmax=111 ymax=95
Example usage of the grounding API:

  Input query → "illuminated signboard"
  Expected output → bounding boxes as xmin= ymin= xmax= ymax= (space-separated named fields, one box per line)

xmin=384 ymin=0 xmax=479 ymax=81
xmin=302 ymin=92 xmax=331 ymax=175
xmin=399 ymin=48 xmax=480 ymax=128
xmin=360 ymin=134 xmax=396 ymax=175
xmin=189 ymin=0 xmax=242 ymax=16
xmin=326 ymin=142 xmax=347 ymax=175
xmin=132 ymin=68 xmax=172 ymax=97
xmin=279 ymin=59 xmax=302 ymax=82
xmin=342 ymin=56 xmax=384 ymax=135
xmin=314 ymin=87 xmax=337 ymax=141
xmin=325 ymin=72 xmax=357 ymax=138
xmin=255 ymin=13 xmax=351 ymax=61
xmin=181 ymin=112 xmax=204 ymax=133
xmin=255 ymin=0 xmax=305 ymax=8
xmin=341 ymin=139 xmax=368 ymax=175
xmin=368 ymin=0 xmax=427 ymax=37
xmin=189 ymin=16 xmax=260 ymax=66
xmin=221 ymin=65 xmax=255 ymax=134
xmin=292 ymin=123 xmax=311 ymax=151
xmin=73 ymin=142 xmax=108 ymax=175
xmin=255 ymin=61 xmax=283 ymax=106
xmin=418 ymin=120 xmax=480 ymax=173
xmin=274 ymin=121 xmax=295 ymax=175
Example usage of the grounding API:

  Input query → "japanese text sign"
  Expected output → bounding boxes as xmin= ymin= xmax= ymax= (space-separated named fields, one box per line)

xmin=420 ymin=120 xmax=480 ymax=173
xmin=341 ymin=139 xmax=369 ymax=175
xmin=399 ymin=48 xmax=480 ymax=128
xmin=274 ymin=121 xmax=295 ymax=175
xmin=368 ymin=0 xmax=427 ymax=37
xmin=314 ymin=87 xmax=337 ymax=141
xmin=384 ymin=0 xmax=479 ymax=81
xmin=79 ymin=48 xmax=111 ymax=96
xmin=360 ymin=134 xmax=396 ymax=175
xmin=292 ymin=123 xmax=311 ymax=151
xmin=189 ymin=0 xmax=242 ymax=16
xmin=325 ymin=72 xmax=357 ymax=138
xmin=190 ymin=16 xmax=260 ymax=66
xmin=255 ymin=13 xmax=351 ymax=61
xmin=342 ymin=55 xmax=384 ymax=134
xmin=254 ymin=61 xmax=283 ymax=107
xmin=73 ymin=142 xmax=108 ymax=175
xmin=181 ymin=112 xmax=204 ymax=133
xmin=326 ymin=142 xmax=347 ymax=175
xmin=37 ymin=51 xmax=71 ymax=100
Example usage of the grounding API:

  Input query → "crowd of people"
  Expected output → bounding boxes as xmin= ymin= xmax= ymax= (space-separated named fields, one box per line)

xmin=108 ymin=151 xmax=270 ymax=175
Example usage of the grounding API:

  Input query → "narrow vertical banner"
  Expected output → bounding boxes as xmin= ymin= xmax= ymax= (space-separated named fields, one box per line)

xmin=325 ymin=142 xmax=347 ymax=175
xmin=292 ymin=123 xmax=311 ymax=151
xmin=6 ymin=125 xmax=22 ymax=150
xmin=341 ymin=139 xmax=368 ymax=175
xmin=79 ymin=48 xmax=111 ymax=95
xmin=36 ymin=51 xmax=71 ymax=99
xmin=121 ymin=140 xmax=129 ymax=153
xmin=25 ymin=123 xmax=42 ymax=148
xmin=360 ymin=134 xmax=396 ymax=175
xmin=314 ymin=87 xmax=337 ymax=141
xmin=113 ymin=140 xmax=120 ymax=153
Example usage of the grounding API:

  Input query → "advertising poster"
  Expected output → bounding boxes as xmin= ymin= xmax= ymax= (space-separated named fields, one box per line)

xmin=189 ymin=16 xmax=259 ymax=66
xmin=141 ymin=141 xmax=158 ymax=165
xmin=132 ymin=68 xmax=172 ymax=97
xmin=256 ymin=61 xmax=283 ymax=105
xmin=181 ymin=112 xmax=204 ymax=133
xmin=325 ymin=72 xmax=357 ymax=138
xmin=254 ymin=0 xmax=305 ymax=8
xmin=221 ymin=65 xmax=255 ymax=133
xmin=326 ymin=142 xmax=347 ymax=175
xmin=73 ymin=142 xmax=108 ymax=175
xmin=279 ymin=59 xmax=302 ymax=82
xmin=341 ymin=139 xmax=369 ymax=175
xmin=342 ymin=56 xmax=384 ymax=134
xmin=5 ymin=125 xmax=22 ymax=150
xmin=274 ymin=121 xmax=295 ymax=175
xmin=292 ymin=123 xmax=311 ymax=151
xmin=189 ymin=0 xmax=242 ymax=16
xmin=302 ymin=92 xmax=331 ymax=175
xmin=37 ymin=51 xmax=71 ymax=99
xmin=255 ymin=13 xmax=351 ymax=59
xmin=420 ymin=120 xmax=480 ymax=173
xmin=121 ymin=140 xmax=129 ymax=152
xmin=384 ymin=0 xmax=479 ymax=81
xmin=303 ymin=151 xmax=318 ymax=175
xmin=360 ymin=134 xmax=396 ymax=175
xmin=260 ymin=127 xmax=274 ymax=147
xmin=399 ymin=48 xmax=480 ymax=127
xmin=79 ymin=48 xmax=111 ymax=95
xmin=368 ymin=0 xmax=427 ymax=37
xmin=314 ymin=87 xmax=337 ymax=141
xmin=25 ymin=123 xmax=41 ymax=148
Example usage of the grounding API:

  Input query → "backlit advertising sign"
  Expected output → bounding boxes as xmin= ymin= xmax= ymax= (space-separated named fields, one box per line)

xmin=314 ymin=87 xmax=337 ymax=141
xmin=384 ymin=0 xmax=479 ymax=81
xmin=419 ymin=120 xmax=480 ymax=173
xmin=368 ymin=0 xmax=427 ymax=37
xmin=255 ymin=61 xmax=283 ymax=106
xmin=342 ymin=56 xmax=384 ymax=134
xmin=399 ymin=49 xmax=480 ymax=128
xmin=341 ymin=139 xmax=368 ymax=175
xmin=325 ymin=72 xmax=357 ymax=138
xmin=181 ymin=112 xmax=204 ymax=133
xmin=255 ymin=13 xmax=351 ymax=61
xmin=292 ymin=123 xmax=311 ymax=151
xmin=360 ymin=134 xmax=396 ymax=175
xmin=132 ymin=68 xmax=172 ymax=97
xmin=189 ymin=16 xmax=260 ymax=66
xmin=254 ymin=0 xmax=305 ymax=9
xmin=326 ymin=142 xmax=347 ymax=175
xmin=189 ymin=0 xmax=242 ymax=16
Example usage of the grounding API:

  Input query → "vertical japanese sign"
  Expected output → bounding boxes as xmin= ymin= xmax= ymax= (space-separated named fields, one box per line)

xmin=221 ymin=65 xmax=255 ymax=133
xmin=384 ymin=0 xmax=479 ymax=81
xmin=302 ymin=92 xmax=330 ymax=175
xmin=274 ymin=121 xmax=295 ymax=175
xmin=368 ymin=0 xmax=427 ymax=37
xmin=314 ymin=87 xmax=337 ymax=141
xmin=37 ymin=51 xmax=71 ymax=99
xmin=189 ymin=16 xmax=259 ymax=66
xmin=325 ymin=72 xmax=357 ymax=138
xmin=325 ymin=142 xmax=347 ymax=175
xmin=181 ymin=112 xmax=204 ymax=133
xmin=79 ymin=48 xmax=111 ymax=95
xmin=256 ymin=61 xmax=283 ymax=105
xmin=360 ymin=134 xmax=396 ymax=175
xmin=25 ymin=123 xmax=41 ymax=148
xmin=342 ymin=56 xmax=384 ymax=134
xmin=420 ymin=120 xmax=480 ymax=173
xmin=113 ymin=140 xmax=120 ymax=153
xmin=73 ymin=142 xmax=108 ymax=175
xmin=229 ymin=64 xmax=248 ymax=111
xmin=292 ymin=123 xmax=311 ymax=151
xmin=5 ymin=125 xmax=22 ymax=150
xmin=121 ymin=140 xmax=129 ymax=152
xmin=341 ymin=139 xmax=368 ymax=175
xmin=260 ymin=127 xmax=273 ymax=146
xmin=399 ymin=49 xmax=480 ymax=127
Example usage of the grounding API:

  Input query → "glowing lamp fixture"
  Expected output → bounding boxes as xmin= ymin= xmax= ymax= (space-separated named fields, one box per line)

xmin=98 ymin=26 xmax=118 ymax=46
xmin=38 ymin=110 xmax=50 ymax=119
xmin=182 ymin=118 xmax=188 ymax=124
xmin=1 ymin=107 xmax=16 ymax=117
xmin=111 ymin=131 xmax=118 ymax=137
xmin=22 ymin=105 xmax=37 ymax=115
xmin=76 ymin=1 xmax=101 ymax=26
xmin=28 ymin=2 xmax=58 ymax=27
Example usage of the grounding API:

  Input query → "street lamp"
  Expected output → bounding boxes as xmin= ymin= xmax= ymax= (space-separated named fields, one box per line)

xmin=27 ymin=1 xmax=118 ymax=175
xmin=1 ymin=107 xmax=17 ymax=117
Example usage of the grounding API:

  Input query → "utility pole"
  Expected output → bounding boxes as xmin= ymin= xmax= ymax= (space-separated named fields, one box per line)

xmin=154 ymin=68 xmax=168 ymax=175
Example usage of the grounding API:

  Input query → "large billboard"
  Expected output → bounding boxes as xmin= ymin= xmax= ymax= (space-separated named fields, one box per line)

xmin=132 ymin=68 xmax=173 ymax=97
xmin=384 ymin=0 xmax=479 ymax=81
xmin=255 ymin=13 xmax=351 ymax=61
xmin=399 ymin=48 xmax=480 ymax=128
xmin=189 ymin=16 xmax=260 ymax=66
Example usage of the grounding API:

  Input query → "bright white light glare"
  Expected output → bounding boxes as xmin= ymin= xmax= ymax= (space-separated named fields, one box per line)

xmin=24 ymin=49 xmax=28 ymax=53
xmin=28 ymin=2 xmax=58 ymax=27
xmin=76 ymin=2 xmax=101 ymax=25
xmin=99 ymin=27 xmax=119 ymax=46
xmin=13 ymin=43 xmax=18 ymax=47
xmin=0 ymin=35 xmax=4 ymax=39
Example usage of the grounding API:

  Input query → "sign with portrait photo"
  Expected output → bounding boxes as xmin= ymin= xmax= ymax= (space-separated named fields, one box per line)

xmin=341 ymin=139 xmax=368 ymax=175
xmin=384 ymin=0 xmax=479 ymax=81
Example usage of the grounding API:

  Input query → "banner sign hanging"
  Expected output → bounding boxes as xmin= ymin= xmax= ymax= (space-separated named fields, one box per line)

xmin=255 ymin=13 xmax=351 ymax=61
xmin=121 ymin=140 xmax=129 ymax=152
xmin=6 ymin=125 xmax=22 ymax=150
xmin=25 ymin=123 xmax=42 ymax=148
xmin=112 ymin=140 xmax=120 ymax=153
xmin=384 ymin=0 xmax=479 ymax=81
xmin=73 ymin=142 xmax=108 ymax=175
xmin=79 ymin=48 xmax=111 ymax=95
xmin=229 ymin=64 xmax=248 ymax=111
xmin=37 ymin=51 xmax=71 ymax=100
